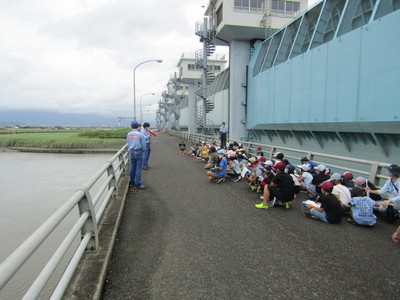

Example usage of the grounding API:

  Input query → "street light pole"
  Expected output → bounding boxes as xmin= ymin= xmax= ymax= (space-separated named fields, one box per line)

xmin=133 ymin=59 xmax=163 ymax=120
xmin=139 ymin=93 xmax=155 ymax=124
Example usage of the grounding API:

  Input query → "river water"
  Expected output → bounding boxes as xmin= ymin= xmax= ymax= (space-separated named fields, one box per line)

xmin=0 ymin=151 xmax=114 ymax=300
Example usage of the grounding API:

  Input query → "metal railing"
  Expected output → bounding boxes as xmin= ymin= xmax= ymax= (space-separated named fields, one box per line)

xmin=169 ymin=131 xmax=390 ymax=185
xmin=0 ymin=144 xmax=130 ymax=299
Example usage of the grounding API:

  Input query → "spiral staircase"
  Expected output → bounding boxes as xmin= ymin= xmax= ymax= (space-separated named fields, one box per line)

xmin=194 ymin=21 xmax=217 ymax=135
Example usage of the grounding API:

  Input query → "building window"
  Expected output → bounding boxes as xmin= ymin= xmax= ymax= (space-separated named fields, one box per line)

xmin=234 ymin=0 xmax=264 ymax=13
xmin=216 ymin=4 xmax=223 ymax=26
xmin=188 ymin=64 xmax=202 ymax=71
xmin=272 ymin=0 xmax=300 ymax=16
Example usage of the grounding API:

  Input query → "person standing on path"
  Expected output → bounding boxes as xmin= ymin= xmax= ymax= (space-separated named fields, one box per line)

xmin=142 ymin=122 xmax=152 ymax=170
xmin=219 ymin=122 xmax=229 ymax=148
xmin=127 ymin=121 xmax=146 ymax=189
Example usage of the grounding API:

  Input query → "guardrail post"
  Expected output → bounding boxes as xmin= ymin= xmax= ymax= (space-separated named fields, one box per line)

xmin=77 ymin=188 xmax=98 ymax=252
xmin=269 ymin=147 xmax=276 ymax=161
xmin=107 ymin=163 xmax=118 ymax=197
xmin=369 ymin=162 xmax=380 ymax=185
xmin=118 ymin=152 xmax=125 ymax=174
xmin=307 ymin=152 xmax=313 ymax=161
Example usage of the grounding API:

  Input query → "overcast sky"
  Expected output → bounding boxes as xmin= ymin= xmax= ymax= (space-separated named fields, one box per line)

xmin=0 ymin=0 xmax=320 ymax=123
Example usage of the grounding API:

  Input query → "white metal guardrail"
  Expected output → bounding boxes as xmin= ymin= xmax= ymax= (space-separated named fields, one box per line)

xmin=169 ymin=131 xmax=391 ymax=185
xmin=0 ymin=144 xmax=129 ymax=299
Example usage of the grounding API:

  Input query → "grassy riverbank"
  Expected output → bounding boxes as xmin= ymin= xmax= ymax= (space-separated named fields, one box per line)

xmin=0 ymin=128 xmax=129 ymax=149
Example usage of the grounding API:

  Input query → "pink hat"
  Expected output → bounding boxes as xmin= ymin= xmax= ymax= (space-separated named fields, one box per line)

xmin=355 ymin=177 xmax=366 ymax=186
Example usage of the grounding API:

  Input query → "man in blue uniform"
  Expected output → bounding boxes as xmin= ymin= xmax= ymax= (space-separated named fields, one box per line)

xmin=219 ymin=121 xmax=229 ymax=148
xmin=142 ymin=122 xmax=151 ymax=170
xmin=127 ymin=121 xmax=146 ymax=189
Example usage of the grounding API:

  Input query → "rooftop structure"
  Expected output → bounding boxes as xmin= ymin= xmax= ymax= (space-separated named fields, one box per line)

xmin=205 ymin=0 xmax=308 ymax=44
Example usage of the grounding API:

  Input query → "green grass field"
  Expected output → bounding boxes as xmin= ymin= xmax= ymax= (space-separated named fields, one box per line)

xmin=0 ymin=128 xmax=130 ymax=149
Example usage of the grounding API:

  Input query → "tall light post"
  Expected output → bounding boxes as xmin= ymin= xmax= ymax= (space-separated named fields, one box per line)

xmin=139 ymin=93 xmax=155 ymax=124
xmin=133 ymin=59 xmax=163 ymax=120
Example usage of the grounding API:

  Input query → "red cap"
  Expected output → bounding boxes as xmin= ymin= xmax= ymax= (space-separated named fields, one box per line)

xmin=273 ymin=161 xmax=286 ymax=171
xmin=258 ymin=157 xmax=266 ymax=162
xmin=257 ymin=146 xmax=262 ymax=150
xmin=318 ymin=181 xmax=334 ymax=192
xmin=342 ymin=172 xmax=353 ymax=180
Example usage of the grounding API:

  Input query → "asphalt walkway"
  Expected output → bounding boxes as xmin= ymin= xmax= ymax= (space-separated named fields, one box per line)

xmin=101 ymin=133 xmax=400 ymax=300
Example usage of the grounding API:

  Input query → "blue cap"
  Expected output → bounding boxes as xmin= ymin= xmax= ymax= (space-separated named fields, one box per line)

xmin=131 ymin=121 xmax=139 ymax=127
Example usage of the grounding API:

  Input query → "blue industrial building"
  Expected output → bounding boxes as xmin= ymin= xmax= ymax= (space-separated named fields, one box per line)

xmin=246 ymin=0 xmax=399 ymax=163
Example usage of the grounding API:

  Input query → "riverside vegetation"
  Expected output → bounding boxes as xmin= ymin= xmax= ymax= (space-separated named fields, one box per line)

xmin=0 ymin=128 xmax=130 ymax=149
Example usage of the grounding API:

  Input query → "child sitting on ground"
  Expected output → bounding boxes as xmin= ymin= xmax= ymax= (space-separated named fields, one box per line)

xmin=298 ymin=164 xmax=313 ymax=193
xmin=204 ymin=146 xmax=219 ymax=170
xmin=199 ymin=142 xmax=209 ymax=161
xmin=285 ymin=164 xmax=300 ymax=199
xmin=226 ymin=154 xmax=242 ymax=182
xmin=348 ymin=187 xmax=377 ymax=226
xmin=255 ymin=161 xmax=294 ymax=210
xmin=178 ymin=140 xmax=186 ymax=155
xmin=206 ymin=149 xmax=228 ymax=184
xmin=303 ymin=181 xmax=343 ymax=224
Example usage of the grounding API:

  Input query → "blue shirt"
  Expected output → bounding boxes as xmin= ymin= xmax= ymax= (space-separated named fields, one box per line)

xmin=378 ymin=178 xmax=400 ymax=204
xmin=220 ymin=125 xmax=228 ymax=133
xmin=351 ymin=197 xmax=377 ymax=225
xmin=127 ymin=129 xmax=146 ymax=150
xmin=142 ymin=129 xmax=150 ymax=144
xmin=218 ymin=157 xmax=228 ymax=177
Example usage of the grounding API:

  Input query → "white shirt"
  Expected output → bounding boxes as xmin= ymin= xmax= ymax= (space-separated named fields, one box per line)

xmin=301 ymin=172 xmax=313 ymax=188
xmin=332 ymin=184 xmax=352 ymax=207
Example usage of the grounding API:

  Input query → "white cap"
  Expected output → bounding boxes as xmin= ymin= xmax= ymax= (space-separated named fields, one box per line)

xmin=299 ymin=164 xmax=310 ymax=171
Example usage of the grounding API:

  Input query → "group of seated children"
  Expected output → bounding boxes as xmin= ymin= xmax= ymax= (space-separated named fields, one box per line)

xmin=179 ymin=140 xmax=400 ymax=226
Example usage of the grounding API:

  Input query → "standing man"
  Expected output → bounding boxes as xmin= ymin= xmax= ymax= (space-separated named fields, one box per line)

xmin=142 ymin=122 xmax=151 ymax=170
xmin=219 ymin=121 xmax=229 ymax=148
xmin=127 ymin=121 xmax=146 ymax=189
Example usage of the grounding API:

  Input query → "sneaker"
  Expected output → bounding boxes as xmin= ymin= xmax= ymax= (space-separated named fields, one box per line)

xmin=347 ymin=217 xmax=357 ymax=225
xmin=134 ymin=185 xmax=146 ymax=189
xmin=216 ymin=178 xmax=225 ymax=184
xmin=233 ymin=176 xmax=241 ymax=182
xmin=259 ymin=196 xmax=264 ymax=200
xmin=250 ymin=185 xmax=257 ymax=191
xmin=143 ymin=166 xmax=150 ymax=170
xmin=255 ymin=202 xmax=269 ymax=209
xmin=285 ymin=201 xmax=292 ymax=209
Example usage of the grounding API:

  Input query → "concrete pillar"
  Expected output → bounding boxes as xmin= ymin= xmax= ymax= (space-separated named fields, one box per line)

xmin=229 ymin=40 xmax=249 ymax=141
xmin=188 ymin=83 xmax=197 ymax=133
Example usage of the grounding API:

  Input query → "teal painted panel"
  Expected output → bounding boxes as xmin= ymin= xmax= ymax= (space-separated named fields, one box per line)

xmin=308 ymin=47 xmax=327 ymax=124
xmin=273 ymin=63 xmax=291 ymax=123
xmin=289 ymin=55 xmax=312 ymax=124
xmin=325 ymin=39 xmax=340 ymax=122
xmin=335 ymin=30 xmax=361 ymax=123
xmin=247 ymin=9 xmax=400 ymax=131
xmin=359 ymin=11 xmax=400 ymax=124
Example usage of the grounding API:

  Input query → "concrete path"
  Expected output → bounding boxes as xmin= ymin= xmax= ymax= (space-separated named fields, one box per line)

xmin=101 ymin=133 xmax=400 ymax=300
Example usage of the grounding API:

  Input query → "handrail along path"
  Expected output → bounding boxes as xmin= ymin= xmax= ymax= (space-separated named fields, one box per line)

xmin=169 ymin=130 xmax=391 ymax=186
xmin=0 ymin=144 xmax=129 ymax=299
